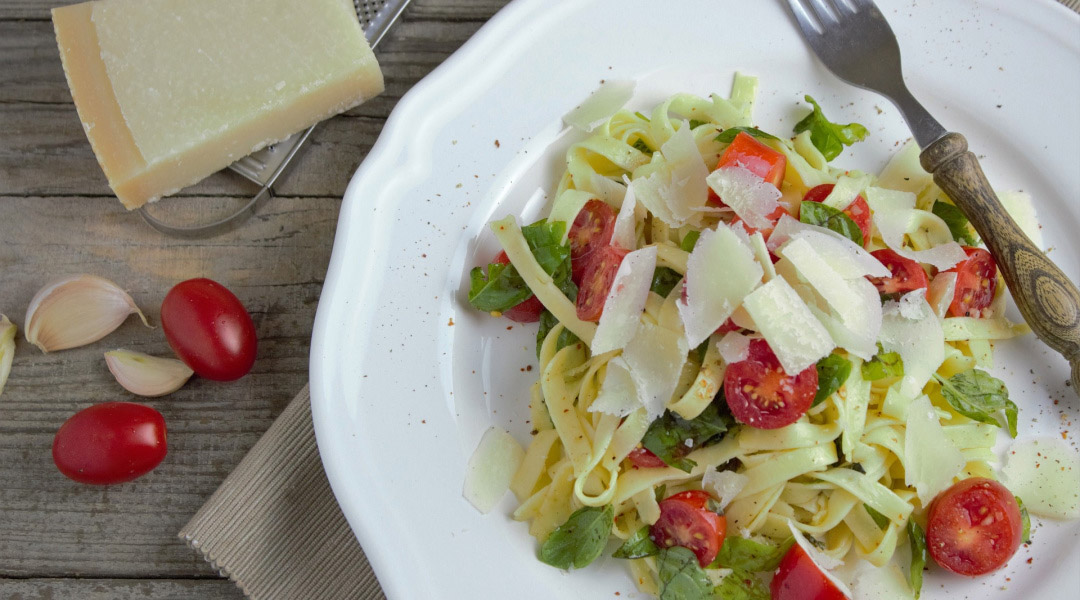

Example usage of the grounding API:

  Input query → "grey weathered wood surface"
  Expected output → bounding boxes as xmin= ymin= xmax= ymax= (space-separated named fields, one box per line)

xmin=0 ymin=0 xmax=509 ymax=597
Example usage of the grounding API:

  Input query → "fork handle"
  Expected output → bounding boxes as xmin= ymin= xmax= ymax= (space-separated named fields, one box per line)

xmin=921 ymin=132 xmax=1080 ymax=393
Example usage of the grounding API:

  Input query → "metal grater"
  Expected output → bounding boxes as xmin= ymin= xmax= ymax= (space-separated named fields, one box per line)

xmin=140 ymin=0 xmax=411 ymax=237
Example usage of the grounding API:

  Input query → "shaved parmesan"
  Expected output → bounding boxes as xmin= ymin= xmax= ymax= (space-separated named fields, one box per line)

xmin=633 ymin=125 xmax=709 ymax=227
xmin=611 ymin=180 xmax=639 ymax=250
xmin=789 ymin=229 xmax=889 ymax=279
xmin=804 ymin=277 xmax=881 ymax=360
xmin=589 ymin=357 xmax=643 ymax=417
xmin=1002 ymin=438 xmax=1080 ymax=520
xmin=592 ymin=247 xmax=656 ymax=354
xmin=998 ymin=190 xmax=1043 ymax=248
xmin=588 ymin=173 xmax=628 ymax=206
xmin=853 ymin=563 xmax=912 ymax=600
xmin=622 ymin=321 xmax=689 ymax=420
xmin=866 ymin=189 xmax=968 ymax=270
xmin=562 ymin=79 xmax=635 ymax=132
xmin=821 ymin=173 xmax=871 ymax=211
xmin=742 ymin=277 xmax=833 ymax=374
xmin=780 ymin=237 xmax=876 ymax=321
xmin=548 ymin=189 xmax=594 ymax=244
xmin=926 ymin=272 xmax=957 ymax=319
xmin=705 ymin=166 xmax=781 ymax=230
xmin=716 ymin=331 xmax=751 ymax=364
xmin=905 ymin=394 xmax=964 ymax=505
xmin=463 ymin=427 xmax=525 ymax=514
xmin=748 ymin=232 xmax=777 ymax=282
xmin=702 ymin=470 xmax=748 ymax=510
xmin=879 ymin=290 xmax=944 ymax=397
xmin=678 ymin=226 xmax=763 ymax=347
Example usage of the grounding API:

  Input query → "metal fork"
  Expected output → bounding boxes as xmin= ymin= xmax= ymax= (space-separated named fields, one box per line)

xmin=786 ymin=0 xmax=1080 ymax=392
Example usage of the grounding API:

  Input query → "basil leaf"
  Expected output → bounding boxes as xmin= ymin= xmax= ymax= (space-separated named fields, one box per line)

xmin=612 ymin=525 xmax=660 ymax=559
xmin=655 ymin=484 xmax=667 ymax=503
xmin=814 ymin=354 xmax=851 ymax=406
xmin=931 ymin=200 xmax=980 ymax=246
xmin=714 ymin=536 xmax=793 ymax=572
xmin=712 ymin=567 xmax=770 ymax=600
xmin=793 ymin=95 xmax=868 ymax=161
xmin=715 ymin=126 xmax=780 ymax=143
xmin=935 ymin=369 xmax=1017 ymax=437
xmin=520 ymin=220 xmax=571 ymax=281
xmin=651 ymin=267 xmax=683 ymax=298
xmin=657 ymin=546 xmax=713 ymax=600
xmin=800 ymin=201 xmax=864 ymax=246
xmin=536 ymin=310 xmax=580 ymax=359
xmin=862 ymin=349 xmax=904 ymax=381
xmin=688 ymin=119 xmax=708 ymax=129
xmin=680 ymin=230 xmax=701 ymax=253
xmin=633 ymin=138 xmax=654 ymax=154
xmin=539 ymin=505 xmax=614 ymax=570
xmin=468 ymin=263 xmax=533 ymax=312
xmin=1017 ymin=496 xmax=1031 ymax=544
xmin=865 ymin=504 xmax=890 ymax=530
xmin=907 ymin=519 xmax=927 ymax=599
xmin=641 ymin=401 xmax=733 ymax=473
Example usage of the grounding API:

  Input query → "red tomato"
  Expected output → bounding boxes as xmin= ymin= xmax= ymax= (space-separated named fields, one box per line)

xmin=627 ymin=447 xmax=668 ymax=469
xmin=52 ymin=402 xmax=167 ymax=485
xmin=867 ymin=249 xmax=929 ymax=296
xmin=575 ymin=245 xmax=628 ymax=322
xmin=491 ymin=251 xmax=543 ymax=323
xmin=724 ymin=339 xmax=818 ymax=429
xmin=802 ymin=184 xmax=872 ymax=247
xmin=650 ymin=492 xmax=727 ymax=567
xmin=161 ymin=278 xmax=257 ymax=381
xmin=946 ymin=247 xmax=998 ymax=318
xmin=714 ymin=317 xmax=741 ymax=336
xmin=708 ymin=132 xmax=787 ymax=206
xmin=568 ymin=199 xmax=617 ymax=284
xmin=730 ymin=205 xmax=789 ymax=239
xmin=771 ymin=543 xmax=849 ymax=600
xmin=926 ymin=477 xmax=1022 ymax=576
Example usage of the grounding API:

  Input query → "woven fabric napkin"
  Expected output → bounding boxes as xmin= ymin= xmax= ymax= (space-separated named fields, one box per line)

xmin=179 ymin=385 xmax=385 ymax=600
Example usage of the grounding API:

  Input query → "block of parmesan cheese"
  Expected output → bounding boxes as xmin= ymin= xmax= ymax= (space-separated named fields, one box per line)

xmin=52 ymin=0 xmax=384 ymax=209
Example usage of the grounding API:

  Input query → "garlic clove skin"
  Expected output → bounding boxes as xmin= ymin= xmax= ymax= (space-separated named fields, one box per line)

xmin=105 ymin=349 xmax=193 ymax=397
xmin=0 ymin=315 xmax=15 ymax=397
xmin=24 ymin=274 xmax=150 ymax=353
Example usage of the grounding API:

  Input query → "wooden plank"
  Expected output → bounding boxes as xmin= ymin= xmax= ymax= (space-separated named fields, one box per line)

xmin=0 ymin=195 xmax=339 ymax=577
xmin=0 ymin=578 xmax=244 ymax=600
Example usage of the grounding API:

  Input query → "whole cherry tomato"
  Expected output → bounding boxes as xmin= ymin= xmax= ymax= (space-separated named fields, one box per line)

xmin=52 ymin=402 xmax=167 ymax=485
xmin=161 ymin=278 xmax=257 ymax=381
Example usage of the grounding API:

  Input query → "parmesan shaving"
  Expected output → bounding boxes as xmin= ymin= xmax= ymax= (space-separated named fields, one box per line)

xmin=611 ymin=179 xmax=639 ymax=250
xmin=741 ymin=277 xmax=834 ymax=374
xmin=589 ymin=357 xmax=643 ymax=417
xmin=705 ymin=166 xmax=780 ymax=230
xmin=1002 ymin=438 xmax=1080 ymax=520
xmin=622 ymin=321 xmax=689 ymax=420
xmin=562 ymin=79 xmax=635 ymax=132
xmin=879 ymin=290 xmax=944 ymax=396
xmin=904 ymin=395 xmax=964 ymax=505
xmin=592 ymin=246 xmax=656 ymax=354
xmin=702 ymin=470 xmax=748 ymax=510
xmin=463 ymin=427 xmax=526 ymax=514
xmin=678 ymin=226 xmax=763 ymax=348
xmin=716 ymin=331 xmax=751 ymax=364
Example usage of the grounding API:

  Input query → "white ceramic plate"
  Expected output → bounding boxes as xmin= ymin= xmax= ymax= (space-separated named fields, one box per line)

xmin=310 ymin=0 xmax=1080 ymax=598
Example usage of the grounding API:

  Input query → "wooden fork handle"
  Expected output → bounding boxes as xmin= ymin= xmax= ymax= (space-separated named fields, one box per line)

xmin=921 ymin=132 xmax=1080 ymax=394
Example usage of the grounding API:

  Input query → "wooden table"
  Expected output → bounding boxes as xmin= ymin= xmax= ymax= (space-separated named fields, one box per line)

xmin=0 ymin=1 xmax=508 ymax=597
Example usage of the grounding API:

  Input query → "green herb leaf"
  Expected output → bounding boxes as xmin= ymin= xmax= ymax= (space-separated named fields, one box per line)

xmin=814 ymin=354 xmax=851 ymax=406
xmin=612 ymin=525 xmax=660 ymax=559
xmin=1017 ymin=496 xmax=1031 ymax=544
xmin=934 ymin=369 xmax=1017 ymax=437
xmin=536 ymin=310 xmax=581 ymax=359
xmin=793 ymin=95 xmax=868 ymax=161
xmin=468 ymin=220 xmax=573 ymax=313
xmin=865 ymin=504 xmax=890 ymax=529
xmin=651 ymin=267 xmax=683 ymax=298
xmin=520 ymin=220 xmax=571 ymax=281
xmin=712 ymin=567 xmax=771 ymax=600
xmin=907 ymin=519 xmax=927 ymax=599
xmin=657 ymin=547 xmax=713 ymax=600
xmin=680 ymin=230 xmax=701 ymax=253
xmin=539 ymin=505 xmax=614 ymax=570
xmin=932 ymin=201 xmax=980 ymax=246
xmin=633 ymin=138 xmax=654 ymax=154
xmin=688 ymin=119 xmax=708 ymax=129
xmin=715 ymin=126 xmax=780 ymax=143
xmin=641 ymin=401 xmax=733 ymax=473
xmin=862 ymin=349 xmax=904 ymax=381
xmin=714 ymin=536 xmax=793 ymax=572
xmin=635 ymin=111 xmax=651 ymax=122
xmin=799 ymin=201 xmax=864 ymax=246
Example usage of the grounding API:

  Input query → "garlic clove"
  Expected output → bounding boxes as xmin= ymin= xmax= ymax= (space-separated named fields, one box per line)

xmin=24 ymin=274 xmax=150 ymax=352
xmin=0 ymin=315 xmax=15 ymax=397
xmin=105 ymin=349 xmax=193 ymax=397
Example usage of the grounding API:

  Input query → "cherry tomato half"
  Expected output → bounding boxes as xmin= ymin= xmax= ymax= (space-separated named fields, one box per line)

xmin=731 ymin=205 xmax=789 ymax=239
xmin=946 ymin=247 xmax=998 ymax=318
xmin=926 ymin=477 xmax=1022 ymax=576
xmin=627 ymin=447 xmax=668 ymax=469
xmin=52 ymin=402 xmax=167 ymax=485
xmin=568 ymin=199 xmax=617 ymax=285
xmin=575 ymin=245 xmax=628 ymax=322
xmin=802 ymin=184 xmax=872 ymax=247
xmin=650 ymin=491 xmax=727 ymax=567
xmin=492 ymin=251 xmax=543 ymax=323
xmin=161 ymin=278 xmax=257 ymax=381
xmin=867 ymin=249 xmax=929 ymax=296
xmin=724 ymin=339 xmax=818 ymax=429
xmin=771 ymin=542 xmax=848 ymax=600
xmin=708 ymin=131 xmax=787 ymax=206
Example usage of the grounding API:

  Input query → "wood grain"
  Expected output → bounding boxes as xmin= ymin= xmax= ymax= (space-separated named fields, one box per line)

xmin=0 ymin=578 xmax=244 ymax=599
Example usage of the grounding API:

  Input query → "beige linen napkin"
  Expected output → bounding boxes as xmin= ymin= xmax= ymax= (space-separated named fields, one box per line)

xmin=179 ymin=385 xmax=384 ymax=600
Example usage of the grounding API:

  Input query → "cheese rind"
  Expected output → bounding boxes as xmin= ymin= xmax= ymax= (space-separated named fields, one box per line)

xmin=53 ymin=0 xmax=384 ymax=209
